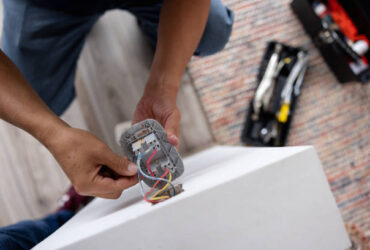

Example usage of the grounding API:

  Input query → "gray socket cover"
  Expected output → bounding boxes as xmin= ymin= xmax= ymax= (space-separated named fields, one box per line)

xmin=120 ymin=119 xmax=184 ymax=187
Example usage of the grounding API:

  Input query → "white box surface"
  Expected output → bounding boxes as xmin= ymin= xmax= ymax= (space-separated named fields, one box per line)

xmin=34 ymin=146 xmax=350 ymax=250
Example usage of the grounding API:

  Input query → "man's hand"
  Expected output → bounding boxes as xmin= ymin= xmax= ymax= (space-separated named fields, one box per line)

xmin=133 ymin=84 xmax=180 ymax=147
xmin=132 ymin=0 xmax=210 ymax=147
xmin=46 ymin=127 xmax=138 ymax=199
xmin=0 ymin=51 xmax=137 ymax=199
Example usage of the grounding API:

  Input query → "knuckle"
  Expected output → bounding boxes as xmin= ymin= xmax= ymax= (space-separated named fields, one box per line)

xmin=92 ymin=144 xmax=109 ymax=161
xmin=95 ymin=142 xmax=108 ymax=154
xmin=74 ymin=182 xmax=88 ymax=195
xmin=125 ymin=177 xmax=138 ymax=188
xmin=73 ymin=184 xmax=83 ymax=195
xmin=117 ymin=157 xmax=128 ymax=169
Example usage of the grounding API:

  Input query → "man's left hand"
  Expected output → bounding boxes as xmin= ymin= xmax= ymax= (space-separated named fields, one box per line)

xmin=132 ymin=86 xmax=181 ymax=148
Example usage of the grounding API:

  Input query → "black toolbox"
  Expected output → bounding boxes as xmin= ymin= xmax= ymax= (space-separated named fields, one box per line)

xmin=241 ymin=41 xmax=309 ymax=147
xmin=291 ymin=0 xmax=370 ymax=83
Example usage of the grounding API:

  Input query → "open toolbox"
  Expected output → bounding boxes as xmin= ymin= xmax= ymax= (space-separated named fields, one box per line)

xmin=291 ymin=0 xmax=370 ymax=83
xmin=241 ymin=41 xmax=309 ymax=146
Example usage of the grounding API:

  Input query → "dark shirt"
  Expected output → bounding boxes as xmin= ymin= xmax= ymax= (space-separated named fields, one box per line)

xmin=29 ymin=0 xmax=162 ymax=15
xmin=30 ymin=0 xmax=109 ymax=15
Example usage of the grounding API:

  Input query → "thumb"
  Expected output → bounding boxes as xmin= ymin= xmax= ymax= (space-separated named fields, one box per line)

xmin=99 ymin=146 xmax=138 ymax=176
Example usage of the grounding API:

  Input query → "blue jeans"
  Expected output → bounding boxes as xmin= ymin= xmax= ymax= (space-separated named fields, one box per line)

xmin=1 ymin=0 xmax=234 ymax=116
xmin=0 ymin=210 xmax=74 ymax=250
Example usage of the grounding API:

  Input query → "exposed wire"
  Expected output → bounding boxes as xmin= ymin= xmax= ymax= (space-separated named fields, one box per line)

xmin=150 ymin=172 xmax=172 ymax=201
xmin=137 ymin=171 xmax=145 ymax=198
xmin=137 ymin=153 xmax=171 ymax=183
xmin=144 ymin=168 xmax=170 ymax=203
xmin=146 ymin=149 xmax=157 ymax=177
xmin=136 ymin=147 xmax=176 ymax=203
xmin=137 ymin=150 xmax=176 ymax=194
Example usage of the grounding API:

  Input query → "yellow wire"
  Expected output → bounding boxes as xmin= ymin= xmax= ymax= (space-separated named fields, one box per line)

xmin=150 ymin=171 xmax=172 ymax=201
xmin=150 ymin=172 xmax=172 ymax=201
xmin=150 ymin=195 xmax=170 ymax=201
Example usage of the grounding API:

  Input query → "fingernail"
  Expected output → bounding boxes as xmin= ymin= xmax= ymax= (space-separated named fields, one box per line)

xmin=128 ymin=163 xmax=138 ymax=173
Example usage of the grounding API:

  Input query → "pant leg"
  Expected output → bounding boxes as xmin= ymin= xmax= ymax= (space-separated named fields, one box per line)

xmin=0 ymin=210 xmax=74 ymax=250
xmin=196 ymin=0 xmax=234 ymax=56
xmin=1 ymin=0 xmax=102 ymax=115
xmin=122 ymin=0 xmax=234 ymax=57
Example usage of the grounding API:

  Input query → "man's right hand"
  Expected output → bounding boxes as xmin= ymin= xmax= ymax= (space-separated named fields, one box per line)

xmin=0 ymin=51 xmax=137 ymax=199
xmin=46 ymin=127 xmax=138 ymax=199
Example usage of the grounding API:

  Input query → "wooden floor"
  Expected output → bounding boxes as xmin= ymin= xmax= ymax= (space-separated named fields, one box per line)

xmin=0 ymin=9 xmax=213 ymax=226
xmin=0 ymin=101 xmax=86 ymax=226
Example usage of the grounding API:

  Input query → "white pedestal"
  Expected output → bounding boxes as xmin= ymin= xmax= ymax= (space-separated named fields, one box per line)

xmin=34 ymin=146 xmax=350 ymax=250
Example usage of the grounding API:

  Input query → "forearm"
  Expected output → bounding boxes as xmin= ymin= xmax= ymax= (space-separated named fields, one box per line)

xmin=146 ymin=0 xmax=210 ymax=99
xmin=0 ymin=50 xmax=68 ymax=146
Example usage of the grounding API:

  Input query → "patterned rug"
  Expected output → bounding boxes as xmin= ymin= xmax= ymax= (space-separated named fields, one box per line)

xmin=188 ymin=0 xmax=370 ymax=246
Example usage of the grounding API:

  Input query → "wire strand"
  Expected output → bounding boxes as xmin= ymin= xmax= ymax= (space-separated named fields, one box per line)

xmin=137 ymin=153 xmax=171 ymax=183
xmin=144 ymin=168 xmax=170 ymax=203
xmin=150 ymin=172 xmax=172 ymax=201
xmin=146 ymin=149 xmax=157 ymax=177
xmin=136 ymin=147 xmax=176 ymax=202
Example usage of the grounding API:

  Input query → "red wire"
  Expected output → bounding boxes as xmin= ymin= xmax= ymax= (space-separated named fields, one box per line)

xmin=144 ymin=168 xmax=169 ymax=204
xmin=146 ymin=149 xmax=157 ymax=177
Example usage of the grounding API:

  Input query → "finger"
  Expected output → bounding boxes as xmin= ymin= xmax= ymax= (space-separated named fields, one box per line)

xmin=131 ymin=115 xmax=142 ymax=126
xmin=168 ymin=134 xmax=179 ymax=148
xmin=97 ymin=145 xmax=138 ymax=176
xmin=98 ymin=165 xmax=122 ymax=180
xmin=92 ymin=175 xmax=138 ymax=199
xmin=132 ymin=101 xmax=152 ymax=125
xmin=164 ymin=111 xmax=181 ymax=147
xmin=96 ymin=192 xmax=122 ymax=199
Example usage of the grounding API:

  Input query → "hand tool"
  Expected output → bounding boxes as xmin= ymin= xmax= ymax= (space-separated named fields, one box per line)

xmin=253 ymin=44 xmax=282 ymax=120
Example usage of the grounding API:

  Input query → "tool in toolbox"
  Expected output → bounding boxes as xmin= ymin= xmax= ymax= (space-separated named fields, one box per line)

xmin=311 ymin=0 xmax=369 ymax=79
xmin=241 ymin=41 xmax=309 ymax=147
xmin=291 ymin=0 xmax=370 ymax=83
xmin=253 ymin=44 xmax=282 ymax=120
xmin=277 ymin=51 xmax=309 ymax=123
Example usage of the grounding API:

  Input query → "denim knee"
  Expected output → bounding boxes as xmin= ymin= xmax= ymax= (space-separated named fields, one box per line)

xmin=0 ymin=233 xmax=22 ymax=250
xmin=195 ymin=0 xmax=234 ymax=57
